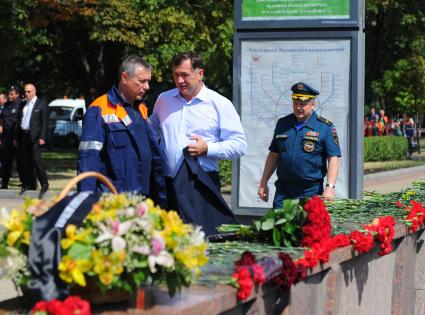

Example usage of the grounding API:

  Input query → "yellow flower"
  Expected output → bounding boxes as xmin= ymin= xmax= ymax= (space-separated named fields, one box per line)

xmin=92 ymin=250 xmax=125 ymax=286
xmin=87 ymin=204 xmax=104 ymax=222
xmin=160 ymin=211 xmax=192 ymax=248
xmin=61 ymin=224 xmax=92 ymax=249
xmin=58 ymin=256 xmax=92 ymax=287
xmin=175 ymin=243 xmax=208 ymax=276
xmin=1 ymin=209 xmax=29 ymax=247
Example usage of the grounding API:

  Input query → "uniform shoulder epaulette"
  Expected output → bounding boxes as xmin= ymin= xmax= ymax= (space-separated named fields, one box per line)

xmin=316 ymin=115 xmax=332 ymax=126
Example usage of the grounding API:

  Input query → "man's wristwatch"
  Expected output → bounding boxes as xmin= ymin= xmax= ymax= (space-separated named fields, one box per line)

xmin=325 ymin=183 xmax=336 ymax=189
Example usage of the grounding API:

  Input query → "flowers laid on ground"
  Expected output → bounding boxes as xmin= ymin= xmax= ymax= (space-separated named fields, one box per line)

xmin=32 ymin=295 xmax=90 ymax=315
xmin=58 ymin=194 xmax=208 ymax=296
xmin=218 ymin=199 xmax=307 ymax=247
xmin=229 ymin=252 xmax=265 ymax=300
xmin=220 ymin=192 xmax=414 ymax=300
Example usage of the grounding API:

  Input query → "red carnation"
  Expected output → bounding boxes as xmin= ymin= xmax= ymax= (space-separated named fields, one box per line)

xmin=232 ymin=267 xmax=254 ymax=300
xmin=63 ymin=296 xmax=91 ymax=315
xmin=251 ymin=264 xmax=265 ymax=285
xmin=349 ymin=231 xmax=374 ymax=253
xmin=332 ymin=234 xmax=351 ymax=248
xmin=235 ymin=251 xmax=256 ymax=267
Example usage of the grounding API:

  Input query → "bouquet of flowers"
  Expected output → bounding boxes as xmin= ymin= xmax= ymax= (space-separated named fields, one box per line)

xmin=0 ymin=193 xmax=208 ymax=298
xmin=0 ymin=198 xmax=39 ymax=287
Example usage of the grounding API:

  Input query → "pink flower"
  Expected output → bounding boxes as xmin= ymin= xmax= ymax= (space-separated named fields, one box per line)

xmin=151 ymin=237 xmax=165 ymax=256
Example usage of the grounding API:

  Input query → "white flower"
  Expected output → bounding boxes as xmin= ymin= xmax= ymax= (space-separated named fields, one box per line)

xmin=95 ymin=220 xmax=133 ymax=252
xmin=191 ymin=226 xmax=205 ymax=246
xmin=148 ymin=251 xmax=174 ymax=273
xmin=125 ymin=207 xmax=135 ymax=217
xmin=131 ymin=245 xmax=150 ymax=255
xmin=0 ymin=247 xmax=27 ymax=280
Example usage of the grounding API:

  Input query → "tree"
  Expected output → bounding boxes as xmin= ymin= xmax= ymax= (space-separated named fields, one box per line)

xmin=365 ymin=0 xmax=425 ymax=122
xmin=0 ymin=0 xmax=234 ymax=108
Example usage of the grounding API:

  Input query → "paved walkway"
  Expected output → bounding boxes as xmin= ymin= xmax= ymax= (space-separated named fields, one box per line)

xmin=0 ymin=166 xmax=424 ymax=303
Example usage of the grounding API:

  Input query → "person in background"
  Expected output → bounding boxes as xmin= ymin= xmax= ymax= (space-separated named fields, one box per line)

xmin=368 ymin=107 xmax=379 ymax=122
xmin=0 ymin=86 xmax=23 ymax=189
xmin=15 ymin=83 xmax=49 ymax=198
xmin=77 ymin=55 xmax=167 ymax=208
xmin=400 ymin=113 xmax=416 ymax=159
xmin=0 ymin=93 xmax=7 ymax=177
xmin=258 ymin=82 xmax=341 ymax=208
xmin=378 ymin=109 xmax=388 ymax=136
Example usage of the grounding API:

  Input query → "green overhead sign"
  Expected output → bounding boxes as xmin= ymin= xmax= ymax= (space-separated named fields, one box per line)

xmin=242 ymin=0 xmax=350 ymax=20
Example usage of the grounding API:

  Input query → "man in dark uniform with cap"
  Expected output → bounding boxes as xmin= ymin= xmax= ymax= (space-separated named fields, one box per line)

xmin=0 ymin=86 xmax=24 ymax=189
xmin=258 ymin=82 xmax=341 ymax=208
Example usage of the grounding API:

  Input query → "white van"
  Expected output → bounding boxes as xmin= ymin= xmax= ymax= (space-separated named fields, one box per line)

xmin=48 ymin=99 xmax=86 ymax=147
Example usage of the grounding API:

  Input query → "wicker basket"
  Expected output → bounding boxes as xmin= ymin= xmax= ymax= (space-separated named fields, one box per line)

xmin=29 ymin=171 xmax=118 ymax=217
xmin=32 ymin=172 xmax=131 ymax=304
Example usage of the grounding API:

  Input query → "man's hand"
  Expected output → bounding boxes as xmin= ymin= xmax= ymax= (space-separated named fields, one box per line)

xmin=188 ymin=135 xmax=208 ymax=156
xmin=258 ymin=181 xmax=269 ymax=202
xmin=39 ymin=138 xmax=45 ymax=146
xmin=323 ymin=187 xmax=335 ymax=201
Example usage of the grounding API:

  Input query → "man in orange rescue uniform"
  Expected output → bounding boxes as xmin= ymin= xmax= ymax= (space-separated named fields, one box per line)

xmin=77 ymin=55 xmax=167 ymax=207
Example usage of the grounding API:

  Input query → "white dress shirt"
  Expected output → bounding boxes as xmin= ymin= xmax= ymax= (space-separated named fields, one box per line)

xmin=150 ymin=84 xmax=247 ymax=176
xmin=21 ymin=96 xmax=37 ymax=130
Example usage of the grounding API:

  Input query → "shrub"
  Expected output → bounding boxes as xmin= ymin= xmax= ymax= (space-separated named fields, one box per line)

xmin=364 ymin=136 xmax=408 ymax=161
xmin=219 ymin=160 xmax=232 ymax=186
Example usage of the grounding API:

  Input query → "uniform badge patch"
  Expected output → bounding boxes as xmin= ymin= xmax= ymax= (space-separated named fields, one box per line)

xmin=332 ymin=127 xmax=339 ymax=145
xmin=304 ymin=141 xmax=315 ymax=153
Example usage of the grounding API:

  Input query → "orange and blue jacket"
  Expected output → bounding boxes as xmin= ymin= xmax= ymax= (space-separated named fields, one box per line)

xmin=77 ymin=86 xmax=167 ymax=207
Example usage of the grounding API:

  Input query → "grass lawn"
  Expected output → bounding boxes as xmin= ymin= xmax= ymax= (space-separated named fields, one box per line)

xmin=364 ymin=159 xmax=425 ymax=174
xmin=8 ymin=148 xmax=78 ymax=191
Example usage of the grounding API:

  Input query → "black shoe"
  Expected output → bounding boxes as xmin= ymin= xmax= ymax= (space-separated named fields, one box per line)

xmin=19 ymin=187 xmax=29 ymax=195
xmin=39 ymin=186 xmax=49 ymax=199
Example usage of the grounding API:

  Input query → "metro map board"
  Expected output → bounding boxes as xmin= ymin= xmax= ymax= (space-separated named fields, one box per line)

xmin=242 ymin=0 xmax=350 ymax=20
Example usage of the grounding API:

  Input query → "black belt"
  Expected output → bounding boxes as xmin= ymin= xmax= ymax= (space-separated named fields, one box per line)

xmin=22 ymin=130 xmax=31 ymax=134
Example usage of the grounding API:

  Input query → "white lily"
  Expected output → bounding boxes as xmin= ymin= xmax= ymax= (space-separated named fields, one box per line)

xmin=95 ymin=220 xmax=133 ymax=252
xmin=148 ymin=250 xmax=174 ymax=273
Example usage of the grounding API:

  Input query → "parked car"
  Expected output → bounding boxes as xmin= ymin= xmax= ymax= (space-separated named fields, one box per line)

xmin=48 ymin=99 xmax=86 ymax=147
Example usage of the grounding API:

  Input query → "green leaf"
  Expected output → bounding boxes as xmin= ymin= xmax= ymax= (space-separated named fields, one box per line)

xmin=272 ymin=228 xmax=282 ymax=246
xmin=68 ymin=242 xmax=91 ymax=260
xmin=261 ymin=218 xmax=275 ymax=231
xmin=254 ymin=220 xmax=261 ymax=231
xmin=275 ymin=218 xmax=287 ymax=225
xmin=283 ymin=223 xmax=296 ymax=234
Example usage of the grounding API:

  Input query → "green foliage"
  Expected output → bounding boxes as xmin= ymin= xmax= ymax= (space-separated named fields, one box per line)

xmin=0 ymin=0 xmax=234 ymax=103
xmin=218 ymin=199 xmax=307 ymax=248
xmin=366 ymin=0 xmax=425 ymax=116
xmin=253 ymin=199 xmax=306 ymax=247
xmin=364 ymin=136 xmax=408 ymax=162
xmin=219 ymin=160 xmax=232 ymax=187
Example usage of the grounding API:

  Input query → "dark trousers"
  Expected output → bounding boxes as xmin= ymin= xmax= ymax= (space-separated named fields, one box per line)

xmin=1 ymin=131 xmax=23 ymax=186
xmin=19 ymin=132 xmax=48 ymax=189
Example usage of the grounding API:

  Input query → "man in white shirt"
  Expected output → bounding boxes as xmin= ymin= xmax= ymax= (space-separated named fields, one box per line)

xmin=150 ymin=51 xmax=247 ymax=190
xmin=15 ymin=83 xmax=49 ymax=198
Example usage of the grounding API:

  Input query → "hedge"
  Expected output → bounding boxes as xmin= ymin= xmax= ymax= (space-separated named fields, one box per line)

xmin=364 ymin=136 xmax=408 ymax=161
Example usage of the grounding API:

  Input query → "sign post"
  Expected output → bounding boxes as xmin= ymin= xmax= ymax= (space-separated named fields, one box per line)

xmin=232 ymin=0 xmax=365 ymax=215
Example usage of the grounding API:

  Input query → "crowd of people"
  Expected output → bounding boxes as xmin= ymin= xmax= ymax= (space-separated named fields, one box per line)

xmin=364 ymin=107 xmax=416 ymax=138
xmin=364 ymin=107 xmax=418 ymax=159
xmin=0 ymin=84 xmax=49 ymax=199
